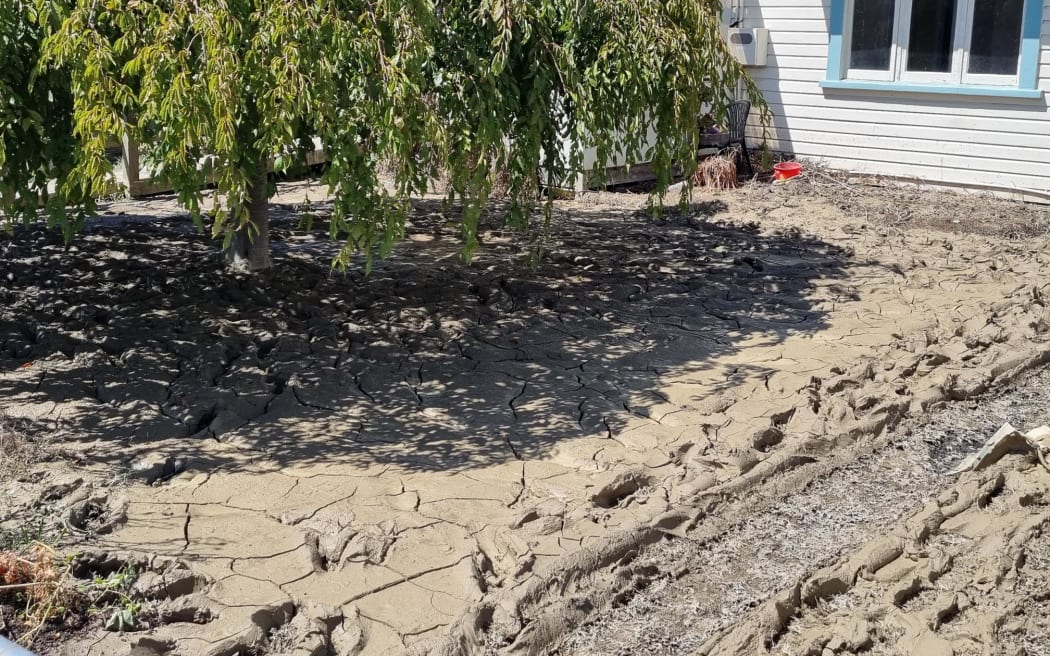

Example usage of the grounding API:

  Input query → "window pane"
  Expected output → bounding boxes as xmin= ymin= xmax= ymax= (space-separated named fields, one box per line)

xmin=849 ymin=0 xmax=895 ymax=70
xmin=907 ymin=0 xmax=957 ymax=72
xmin=968 ymin=0 xmax=1024 ymax=75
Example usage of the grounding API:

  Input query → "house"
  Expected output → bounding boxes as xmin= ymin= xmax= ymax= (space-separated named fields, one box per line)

xmin=732 ymin=0 xmax=1050 ymax=200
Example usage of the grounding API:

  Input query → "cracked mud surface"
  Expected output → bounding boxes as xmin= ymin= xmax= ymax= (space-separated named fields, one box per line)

xmin=3 ymin=179 xmax=1050 ymax=655
xmin=693 ymin=453 xmax=1050 ymax=656
xmin=557 ymin=365 xmax=1050 ymax=656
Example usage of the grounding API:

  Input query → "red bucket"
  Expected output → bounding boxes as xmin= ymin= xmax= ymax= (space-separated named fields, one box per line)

xmin=773 ymin=161 xmax=802 ymax=181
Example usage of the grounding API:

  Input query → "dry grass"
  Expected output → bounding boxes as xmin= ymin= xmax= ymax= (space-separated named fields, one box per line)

xmin=0 ymin=542 xmax=78 ymax=645
xmin=0 ymin=414 xmax=41 ymax=481
xmin=693 ymin=152 xmax=738 ymax=190
xmin=0 ymin=413 xmax=68 ymax=645
xmin=0 ymin=543 xmax=148 ymax=646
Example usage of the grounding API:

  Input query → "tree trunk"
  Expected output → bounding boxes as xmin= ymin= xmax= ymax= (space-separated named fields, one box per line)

xmin=226 ymin=160 xmax=272 ymax=272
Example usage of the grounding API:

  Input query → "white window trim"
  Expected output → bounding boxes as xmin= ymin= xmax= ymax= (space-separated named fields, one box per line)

xmin=958 ymin=1 xmax=1022 ymax=86
xmin=896 ymin=0 xmax=967 ymax=85
xmin=840 ymin=0 xmax=899 ymax=81
xmin=842 ymin=0 xmax=1023 ymax=88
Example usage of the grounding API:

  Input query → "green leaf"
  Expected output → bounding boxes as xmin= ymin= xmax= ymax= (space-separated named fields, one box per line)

xmin=5 ymin=0 xmax=766 ymax=271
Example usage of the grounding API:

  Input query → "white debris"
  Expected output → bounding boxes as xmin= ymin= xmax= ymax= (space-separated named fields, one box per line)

xmin=951 ymin=422 xmax=1050 ymax=474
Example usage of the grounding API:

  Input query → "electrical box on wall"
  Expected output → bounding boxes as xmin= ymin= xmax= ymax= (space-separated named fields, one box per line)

xmin=727 ymin=27 xmax=768 ymax=67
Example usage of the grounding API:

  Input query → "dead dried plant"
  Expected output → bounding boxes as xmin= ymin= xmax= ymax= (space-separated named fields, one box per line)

xmin=693 ymin=152 xmax=738 ymax=190
xmin=0 ymin=413 xmax=39 ymax=481
xmin=0 ymin=542 xmax=77 ymax=644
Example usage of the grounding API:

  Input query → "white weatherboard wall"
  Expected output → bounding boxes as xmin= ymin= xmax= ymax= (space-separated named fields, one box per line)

xmin=740 ymin=0 xmax=1050 ymax=198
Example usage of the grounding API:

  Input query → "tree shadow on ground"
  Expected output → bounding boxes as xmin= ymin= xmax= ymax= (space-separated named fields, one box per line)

xmin=0 ymin=195 xmax=857 ymax=473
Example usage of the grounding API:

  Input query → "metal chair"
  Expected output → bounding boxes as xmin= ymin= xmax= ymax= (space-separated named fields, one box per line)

xmin=725 ymin=99 xmax=753 ymax=178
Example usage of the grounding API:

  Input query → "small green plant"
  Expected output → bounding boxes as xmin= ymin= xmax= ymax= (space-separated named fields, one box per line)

xmin=105 ymin=599 xmax=142 ymax=633
xmin=0 ymin=517 xmax=54 ymax=551
xmin=759 ymin=142 xmax=774 ymax=173
xmin=86 ymin=563 xmax=142 ymax=633
xmin=90 ymin=563 xmax=137 ymax=592
xmin=1 ymin=546 xmax=147 ymax=645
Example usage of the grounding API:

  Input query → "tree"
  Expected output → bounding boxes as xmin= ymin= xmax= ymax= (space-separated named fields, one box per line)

xmin=7 ymin=0 xmax=763 ymax=271
xmin=0 ymin=0 xmax=86 ymax=239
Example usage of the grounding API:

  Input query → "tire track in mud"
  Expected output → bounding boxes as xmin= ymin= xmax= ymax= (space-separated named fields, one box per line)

xmin=554 ymin=365 xmax=1050 ymax=656
xmin=6 ymin=183 xmax=1050 ymax=655
xmin=694 ymin=459 xmax=1050 ymax=656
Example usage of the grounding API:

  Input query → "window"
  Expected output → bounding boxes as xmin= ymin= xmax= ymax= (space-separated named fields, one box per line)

xmin=840 ymin=0 xmax=1030 ymax=87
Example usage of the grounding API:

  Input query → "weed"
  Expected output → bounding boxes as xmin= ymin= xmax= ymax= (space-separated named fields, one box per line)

xmin=0 ymin=543 xmax=77 ymax=644
xmin=0 ymin=413 xmax=41 ymax=481
xmin=693 ymin=152 xmax=739 ymax=190
xmin=758 ymin=142 xmax=774 ymax=173
xmin=0 ymin=547 xmax=144 ymax=646
xmin=87 ymin=563 xmax=142 ymax=634
xmin=104 ymin=600 xmax=142 ymax=633
xmin=0 ymin=517 xmax=60 ymax=551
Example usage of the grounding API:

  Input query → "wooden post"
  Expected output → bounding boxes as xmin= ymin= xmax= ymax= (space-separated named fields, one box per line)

xmin=121 ymin=134 xmax=141 ymax=196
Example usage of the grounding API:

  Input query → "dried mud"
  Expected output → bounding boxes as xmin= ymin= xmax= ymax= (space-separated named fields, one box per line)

xmin=557 ymin=365 xmax=1050 ymax=656
xmin=2 ymin=177 xmax=1050 ymax=655
xmin=696 ymin=453 xmax=1050 ymax=656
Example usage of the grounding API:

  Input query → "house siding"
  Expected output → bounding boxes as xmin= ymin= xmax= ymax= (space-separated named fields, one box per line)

xmin=740 ymin=0 xmax=1050 ymax=197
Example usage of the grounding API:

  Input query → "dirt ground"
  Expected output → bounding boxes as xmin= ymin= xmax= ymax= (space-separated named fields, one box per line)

xmin=2 ymin=172 xmax=1050 ymax=655
xmin=557 ymin=363 xmax=1050 ymax=656
xmin=692 ymin=449 xmax=1050 ymax=656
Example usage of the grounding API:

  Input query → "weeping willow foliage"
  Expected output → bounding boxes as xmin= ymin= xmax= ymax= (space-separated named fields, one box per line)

xmin=9 ymin=0 xmax=764 ymax=267
xmin=0 ymin=1 xmax=84 ymax=236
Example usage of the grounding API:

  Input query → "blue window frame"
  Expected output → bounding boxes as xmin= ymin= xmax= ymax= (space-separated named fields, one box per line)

xmin=821 ymin=0 xmax=1044 ymax=99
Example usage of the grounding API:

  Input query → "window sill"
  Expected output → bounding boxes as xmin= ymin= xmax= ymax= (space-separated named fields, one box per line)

xmin=819 ymin=79 xmax=1043 ymax=99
